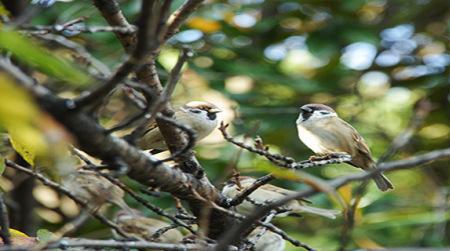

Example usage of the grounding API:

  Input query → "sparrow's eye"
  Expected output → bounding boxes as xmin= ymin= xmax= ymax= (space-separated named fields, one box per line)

xmin=190 ymin=109 xmax=202 ymax=114
xmin=320 ymin=111 xmax=329 ymax=115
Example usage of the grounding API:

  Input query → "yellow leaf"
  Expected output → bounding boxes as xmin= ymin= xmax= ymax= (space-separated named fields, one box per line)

xmin=9 ymin=228 xmax=29 ymax=237
xmin=7 ymin=126 xmax=48 ymax=166
xmin=337 ymin=184 xmax=352 ymax=205
xmin=187 ymin=17 xmax=221 ymax=33
xmin=0 ymin=74 xmax=49 ymax=165
xmin=354 ymin=236 xmax=384 ymax=249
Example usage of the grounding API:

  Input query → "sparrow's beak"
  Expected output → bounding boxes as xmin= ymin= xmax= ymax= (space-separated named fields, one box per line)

xmin=209 ymin=108 xmax=222 ymax=114
xmin=300 ymin=107 xmax=312 ymax=113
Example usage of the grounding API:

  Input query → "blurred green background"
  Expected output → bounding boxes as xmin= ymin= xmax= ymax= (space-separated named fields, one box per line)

xmin=0 ymin=0 xmax=449 ymax=250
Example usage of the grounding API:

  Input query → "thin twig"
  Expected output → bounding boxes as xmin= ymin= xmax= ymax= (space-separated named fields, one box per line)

xmin=164 ymin=0 xmax=204 ymax=41
xmin=219 ymin=122 xmax=352 ymax=169
xmin=4 ymin=159 xmax=131 ymax=239
xmin=91 ymin=169 xmax=197 ymax=235
xmin=74 ymin=1 xmax=160 ymax=109
xmin=378 ymin=98 xmax=433 ymax=163
xmin=339 ymin=98 xmax=433 ymax=250
xmin=0 ymin=193 xmax=11 ymax=245
xmin=188 ymin=188 xmax=304 ymax=248
xmin=21 ymin=24 xmax=137 ymax=35
xmin=71 ymin=147 xmax=196 ymax=234
xmin=244 ymin=210 xmax=278 ymax=251
xmin=154 ymin=114 xmax=197 ymax=163
xmin=151 ymin=224 xmax=179 ymax=240
xmin=215 ymin=148 xmax=450 ymax=251
xmin=32 ymin=33 xmax=111 ymax=77
xmin=226 ymin=174 xmax=275 ymax=207
xmin=45 ymin=238 xmax=235 ymax=250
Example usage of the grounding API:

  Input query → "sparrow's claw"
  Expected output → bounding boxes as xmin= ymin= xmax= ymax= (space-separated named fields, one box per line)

xmin=329 ymin=152 xmax=350 ymax=158
xmin=309 ymin=155 xmax=326 ymax=161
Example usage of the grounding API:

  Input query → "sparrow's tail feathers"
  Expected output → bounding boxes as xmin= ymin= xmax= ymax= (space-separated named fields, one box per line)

xmin=373 ymin=173 xmax=394 ymax=191
xmin=295 ymin=205 xmax=340 ymax=219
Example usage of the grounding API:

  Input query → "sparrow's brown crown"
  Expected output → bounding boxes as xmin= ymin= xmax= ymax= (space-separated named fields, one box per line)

xmin=183 ymin=101 xmax=222 ymax=114
xmin=300 ymin=104 xmax=335 ymax=113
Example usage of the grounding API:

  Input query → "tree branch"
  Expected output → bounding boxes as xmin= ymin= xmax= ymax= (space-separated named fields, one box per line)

xmin=4 ymin=159 xmax=130 ymax=238
xmin=75 ymin=1 xmax=159 ymax=109
xmin=164 ymin=0 xmax=204 ymax=41
xmin=0 ymin=193 xmax=11 ymax=245
xmin=215 ymin=148 xmax=450 ymax=251
xmin=45 ymin=238 xmax=236 ymax=250
xmin=0 ymin=56 xmax=231 ymax=240
xmin=219 ymin=122 xmax=352 ymax=169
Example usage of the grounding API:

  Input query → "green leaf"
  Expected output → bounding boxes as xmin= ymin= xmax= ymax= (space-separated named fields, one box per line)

xmin=0 ymin=30 xmax=91 ymax=86
xmin=36 ymin=229 xmax=56 ymax=243
xmin=0 ymin=156 xmax=4 ymax=176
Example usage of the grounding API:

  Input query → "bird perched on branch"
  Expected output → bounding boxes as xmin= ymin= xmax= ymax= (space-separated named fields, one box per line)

xmin=113 ymin=209 xmax=183 ymax=243
xmin=296 ymin=103 xmax=393 ymax=191
xmin=61 ymin=169 xmax=130 ymax=211
xmin=222 ymin=176 xmax=339 ymax=219
xmin=247 ymin=227 xmax=285 ymax=251
xmin=137 ymin=101 xmax=221 ymax=153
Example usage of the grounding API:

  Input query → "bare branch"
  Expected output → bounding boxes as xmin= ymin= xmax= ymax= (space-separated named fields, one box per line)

xmin=84 ymin=166 xmax=197 ymax=234
xmin=0 ymin=193 xmax=11 ymax=245
xmin=21 ymin=24 xmax=136 ymax=35
xmin=226 ymin=174 xmax=275 ymax=207
xmin=91 ymin=0 xmax=136 ymax=50
xmin=219 ymin=122 xmax=352 ymax=169
xmin=215 ymin=148 xmax=450 ymax=251
xmin=32 ymin=33 xmax=112 ymax=77
xmin=154 ymin=114 xmax=198 ymax=164
xmin=75 ymin=1 xmax=160 ymax=109
xmin=0 ymin=58 xmax=231 ymax=239
xmin=44 ymin=238 xmax=235 ymax=250
xmin=164 ymin=0 xmax=204 ymax=41
xmin=243 ymin=210 xmax=277 ymax=251
xmin=4 ymin=159 xmax=131 ymax=238
xmin=378 ymin=98 xmax=433 ymax=163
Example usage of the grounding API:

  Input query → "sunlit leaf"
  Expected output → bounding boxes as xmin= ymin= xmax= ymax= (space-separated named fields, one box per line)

xmin=0 ymin=156 xmax=4 ymax=176
xmin=337 ymin=184 xmax=352 ymax=205
xmin=36 ymin=228 xmax=56 ymax=243
xmin=7 ymin=126 xmax=48 ymax=166
xmin=0 ymin=30 xmax=91 ymax=86
xmin=354 ymin=236 xmax=384 ymax=249
xmin=361 ymin=210 xmax=450 ymax=229
xmin=9 ymin=228 xmax=29 ymax=237
xmin=255 ymin=161 xmax=346 ymax=207
xmin=187 ymin=17 xmax=221 ymax=33
xmin=0 ymin=74 xmax=49 ymax=165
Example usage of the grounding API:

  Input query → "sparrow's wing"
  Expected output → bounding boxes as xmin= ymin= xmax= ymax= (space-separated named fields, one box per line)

xmin=261 ymin=184 xmax=311 ymax=203
xmin=338 ymin=118 xmax=375 ymax=168
xmin=142 ymin=121 xmax=158 ymax=135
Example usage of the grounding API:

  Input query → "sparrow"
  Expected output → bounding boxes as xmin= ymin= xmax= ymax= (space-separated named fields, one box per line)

xmin=136 ymin=101 xmax=221 ymax=152
xmin=113 ymin=209 xmax=183 ymax=243
xmin=61 ymin=169 xmax=130 ymax=211
xmin=221 ymin=176 xmax=339 ymax=219
xmin=296 ymin=103 xmax=393 ymax=191
xmin=247 ymin=227 xmax=285 ymax=251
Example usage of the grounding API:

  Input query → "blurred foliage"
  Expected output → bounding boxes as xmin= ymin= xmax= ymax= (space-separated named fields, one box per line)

xmin=0 ymin=0 xmax=449 ymax=250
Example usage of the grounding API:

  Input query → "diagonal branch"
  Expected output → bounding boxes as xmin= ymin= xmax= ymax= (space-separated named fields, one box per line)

xmin=164 ymin=0 xmax=205 ymax=41
xmin=215 ymin=148 xmax=450 ymax=251
xmin=75 ymin=1 xmax=160 ymax=109
xmin=0 ymin=193 xmax=11 ymax=245
xmin=0 ymin=56 xmax=232 ymax=240
xmin=4 ymin=159 xmax=130 ymax=238
xmin=219 ymin=122 xmax=352 ymax=169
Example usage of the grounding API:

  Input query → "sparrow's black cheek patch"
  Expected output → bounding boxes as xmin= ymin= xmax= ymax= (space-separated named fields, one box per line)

xmin=302 ymin=111 xmax=312 ymax=121
xmin=207 ymin=113 xmax=217 ymax=120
